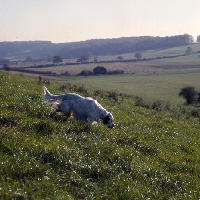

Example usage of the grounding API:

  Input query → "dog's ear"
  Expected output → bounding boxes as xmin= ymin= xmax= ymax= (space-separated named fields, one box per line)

xmin=103 ymin=115 xmax=110 ymax=124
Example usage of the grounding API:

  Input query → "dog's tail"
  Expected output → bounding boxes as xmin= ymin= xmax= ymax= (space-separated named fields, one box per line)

xmin=42 ymin=86 xmax=65 ymax=103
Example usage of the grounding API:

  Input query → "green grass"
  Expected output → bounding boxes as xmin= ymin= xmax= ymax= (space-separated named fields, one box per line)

xmin=61 ymin=70 xmax=200 ymax=104
xmin=84 ymin=43 xmax=200 ymax=61
xmin=0 ymin=71 xmax=200 ymax=199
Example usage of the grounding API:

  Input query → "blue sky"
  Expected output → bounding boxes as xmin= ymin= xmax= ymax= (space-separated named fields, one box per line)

xmin=0 ymin=0 xmax=200 ymax=43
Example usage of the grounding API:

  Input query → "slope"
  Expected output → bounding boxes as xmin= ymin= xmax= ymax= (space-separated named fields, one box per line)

xmin=0 ymin=71 xmax=199 ymax=199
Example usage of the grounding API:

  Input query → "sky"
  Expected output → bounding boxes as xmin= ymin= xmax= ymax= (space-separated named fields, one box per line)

xmin=0 ymin=0 xmax=200 ymax=43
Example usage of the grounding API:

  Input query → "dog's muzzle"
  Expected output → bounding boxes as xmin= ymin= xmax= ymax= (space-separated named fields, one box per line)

xmin=107 ymin=123 xmax=115 ymax=128
xmin=103 ymin=114 xmax=114 ymax=128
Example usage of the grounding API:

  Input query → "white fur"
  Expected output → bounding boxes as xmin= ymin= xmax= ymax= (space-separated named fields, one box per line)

xmin=42 ymin=86 xmax=115 ymax=128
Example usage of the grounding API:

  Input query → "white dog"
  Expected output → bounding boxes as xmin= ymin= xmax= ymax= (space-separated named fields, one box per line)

xmin=42 ymin=86 xmax=115 ymax=128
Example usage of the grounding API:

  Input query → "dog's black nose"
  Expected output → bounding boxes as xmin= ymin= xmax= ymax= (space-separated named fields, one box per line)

xmin=108 ymin=124 xmax=115 ymax=128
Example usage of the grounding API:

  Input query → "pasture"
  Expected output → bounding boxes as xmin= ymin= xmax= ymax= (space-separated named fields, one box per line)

xmin=93 ymin=42 xmax=200 ymax=61
xmin=58 ymin=70 xmax=200 ymax=104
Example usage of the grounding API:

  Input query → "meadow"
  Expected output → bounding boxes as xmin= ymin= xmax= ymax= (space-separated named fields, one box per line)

xmin=0 ymin=71 xmax=200 ymax=199
xmin=60 ymin=70 xmax=200 ymax=104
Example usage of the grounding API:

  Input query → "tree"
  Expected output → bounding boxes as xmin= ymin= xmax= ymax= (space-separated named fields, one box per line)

xmin=53 ymin=56 xmax=62 ymax=64
xmin=3 ymin=64 xmax=11 ymax=71
xmin=77 ymin=55 xmax=89 ymax=63
xmin=79 ymin=70 xmax=93 ymax=76
xmin=185 ymin=47 xmax=193 ymax=55
xmin=25 ymin=56 xmax=33 ymax=62
xmin=183 ymin=34 xmax=194 ymax=44
xmin=0 ymin=58 xmax=10 ymax=65
xmin=179 ymin=86 xmax=198 ymax=105
xmin=197 ymin=35 xmax=200 ymax=43
xmin=94 ymin=57 xmax=98 ymax=63
xmin=93 ymin=66 xmax=107 ymax=75
xmin=134 ymin=52 xmax=142 ymax=60
xmin=47 ymin=55 xmax=53 ymax=61
xmin=117 ymin=56 xmax=124 ymax=60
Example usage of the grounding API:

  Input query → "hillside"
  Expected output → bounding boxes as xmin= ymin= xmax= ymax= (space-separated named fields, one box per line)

xmin=0 ymin=34 xmax=194 ymax=60
xmin=0 ymin=71 xmax=200 ymax=199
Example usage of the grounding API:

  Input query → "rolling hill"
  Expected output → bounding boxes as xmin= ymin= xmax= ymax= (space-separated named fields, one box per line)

xmin=0 ymin=34 xmax=194 ymax=60
xmin=0 ymin=71 xmax=199 ymax=199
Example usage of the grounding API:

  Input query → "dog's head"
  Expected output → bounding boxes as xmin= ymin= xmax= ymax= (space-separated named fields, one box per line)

xmin=103 ymin=113 xmax=115 ymax=128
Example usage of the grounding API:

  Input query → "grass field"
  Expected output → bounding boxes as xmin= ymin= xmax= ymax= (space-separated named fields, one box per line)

xmin=58 ymin=70 xmax=200 ymax=104
xmin=93 ymin=43 xmax=200 ymax=61
xmin=0 ymin=71 xmax=200 ymax=199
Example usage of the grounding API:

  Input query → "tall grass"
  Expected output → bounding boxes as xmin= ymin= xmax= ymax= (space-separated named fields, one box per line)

xmin=0 ymin=71 xmax=200 ymax=199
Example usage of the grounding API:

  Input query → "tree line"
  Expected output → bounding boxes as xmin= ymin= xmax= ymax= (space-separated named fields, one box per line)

xmin=0 ymin=34 xmax=195 ymax=60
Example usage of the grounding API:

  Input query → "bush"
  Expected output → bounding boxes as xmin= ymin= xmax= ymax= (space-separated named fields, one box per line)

xmin=134 ymin=96 xmax=149 ymax=108
xmin=179 ymin=86 xmax=198 ymax=105
xmin=78 ymin=70 xmax=93 ymax=76
xmin=93 ymin=89 xmax=105 ymax=97
xmin=108 ymin=70 xmax=124 ymax=75
xmin=93 ymin=66 xmax=107 ymax=75
xmin=3 ymin=64 xmax=11 ymax=71
xmin=107 ymin=90 xmax=118 ymax=101
xmin=76 ymin=85 xmax=88 ymax=94
xmin=152 ymin=100 xmax=163 ymax=111
xmin=117 ymin=56 xmax=124 ymax=60
xmin=62 ymin=71 xmax=71 ymax=76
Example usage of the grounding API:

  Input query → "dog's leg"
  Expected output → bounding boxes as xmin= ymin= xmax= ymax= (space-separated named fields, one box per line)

xmin=65 ymin=111 xmax=73 ymax=119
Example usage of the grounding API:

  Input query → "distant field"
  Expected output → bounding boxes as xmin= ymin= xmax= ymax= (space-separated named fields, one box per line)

xmin=7 ymin=52 xmax=200 ymax=76
xmin=82 ymin=43 xmax=200 ymax=61
xmin=3 ymin=43 xmax=200 ymax=104
xmin=5 ymin=43 xmax=200 ymax=75
xmin=8 ymin=69 xmax=200 ymax=104
xmin=60 ymin=71 xmax=200 ymax=104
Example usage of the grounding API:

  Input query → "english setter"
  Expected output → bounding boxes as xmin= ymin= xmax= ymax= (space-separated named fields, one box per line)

xmin=42 ymin=86 xmax=115 ymax=128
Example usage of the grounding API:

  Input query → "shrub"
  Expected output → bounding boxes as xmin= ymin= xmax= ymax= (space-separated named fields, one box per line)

xmin=190 ymin=109 xmax=200 ymax=118
xmin=134 ymin=96 xmax=149 ymax=108
xmin=3 ymin=64 xmax=11 ymax=71
xmin=76 ymin=85 xmax=88 ymax=94
xmin=179 ymin=86 xmax=198 ymax=105
xmin=93 ymin=89 xmax=105 ymax=97
xmin=59 ymin=84 xmax=69 ymax=91
xmin=78 ymin=70 xmax=93 ymax=76
xmin=117 ymin=56 xmax=124 ymax=60
xmin=107 ymin=90 xmax=118 ymax=101
xmin=108 ymin=70 xmax=124 ymax=75
xmin=152 ymin=100 xmax=163 ymax=111
xmin=93 ymin=66 xmax=107 ymax=75
xmin=62 ymin=71 xmax=71 ymax=76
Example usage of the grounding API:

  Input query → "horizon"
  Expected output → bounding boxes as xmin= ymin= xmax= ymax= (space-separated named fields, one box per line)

xmin=1 ymin=0 xmax=200 ymax=43
xmin=0 ymin=33 xmax=197 ymax=44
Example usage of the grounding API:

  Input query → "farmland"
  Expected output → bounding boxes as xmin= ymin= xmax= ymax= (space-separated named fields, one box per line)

xmin=3 ymin=42 xmax=200 ymax=104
